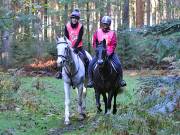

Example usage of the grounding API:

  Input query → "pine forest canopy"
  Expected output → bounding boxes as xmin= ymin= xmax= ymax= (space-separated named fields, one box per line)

xmin=0 ymin=0 xmax=180 ymax=68
xmin=0 ymin=0 xmax=180 ymax=39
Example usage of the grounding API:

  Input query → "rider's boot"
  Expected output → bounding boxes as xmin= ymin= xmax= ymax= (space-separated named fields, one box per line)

xmin=56 ymin=67 xmax=62 ymax=79
xmin=118 ymin=71 xmax=126 ymax=87
xmin=56 ymin=71 xmax=62 ymax=79
xmin=119 ymin=79 xmax=126 ymax=87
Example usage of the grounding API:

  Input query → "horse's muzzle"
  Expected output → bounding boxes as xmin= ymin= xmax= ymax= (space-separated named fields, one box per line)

xmin=97 ymin=59 xmax=103 ymax=65
xmin=57 ymin=59 xmax=65 ymax=67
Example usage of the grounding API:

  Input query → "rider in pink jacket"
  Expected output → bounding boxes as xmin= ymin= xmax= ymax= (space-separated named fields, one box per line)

xmin=87 ymin=16 xmax=126 ymax=88
xmin=56 ymin=9 xmax=89 ymax=79
xmin=92 ymin=27 xmax=117 ymax=56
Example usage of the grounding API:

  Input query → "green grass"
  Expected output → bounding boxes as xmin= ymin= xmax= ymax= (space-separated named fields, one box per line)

xmin=0 ymin=75 xmax=139 ymax=135
xmin=1 ymin=74 xmax=179 ymax=135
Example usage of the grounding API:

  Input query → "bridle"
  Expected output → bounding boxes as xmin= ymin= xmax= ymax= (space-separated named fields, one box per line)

xmin=96 ymin=44 xmax=108 ymax=66
xmin=57 ymin=41 xmax=80 ymax=80
xmin=96 ymin=44 xmax=112 ymax=80
xmin=57 ymin=42 xmax=73 ymax=66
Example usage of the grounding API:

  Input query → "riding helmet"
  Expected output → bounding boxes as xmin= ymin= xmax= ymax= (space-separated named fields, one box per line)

xmin=70 ymin=9 xmax=80 ymax=20
xmin=101 ymin=16 xmax=111 ymax=26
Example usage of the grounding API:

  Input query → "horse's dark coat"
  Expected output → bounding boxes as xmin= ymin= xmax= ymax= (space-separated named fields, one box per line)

xmin=92 ymin=39 xmax=122 ymax=114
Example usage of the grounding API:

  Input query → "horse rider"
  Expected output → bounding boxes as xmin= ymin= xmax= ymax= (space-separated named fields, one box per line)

xmin=87 ymin=16 xmax=127 ymax=88
xmin=56 ymin=8 xmax=89 ymax=79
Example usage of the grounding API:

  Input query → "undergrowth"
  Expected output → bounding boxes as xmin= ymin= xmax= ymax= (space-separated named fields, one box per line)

xmin=0 ymin=73 xmax=179 ymax=135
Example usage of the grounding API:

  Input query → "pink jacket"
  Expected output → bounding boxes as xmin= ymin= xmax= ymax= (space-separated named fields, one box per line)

xmin=92 ymin=28 xmax=117 ymax=55
xmin=66 ymin=22 xmax=83 ymax=47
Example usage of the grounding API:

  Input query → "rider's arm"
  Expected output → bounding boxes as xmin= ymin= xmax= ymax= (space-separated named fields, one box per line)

xmin=64 ymin=25 xmax=69 ymax=39
xmin=107 ymin=32 xmax=117 ymax=56
xmin=73 ymin=25 xmax=83 ymax=48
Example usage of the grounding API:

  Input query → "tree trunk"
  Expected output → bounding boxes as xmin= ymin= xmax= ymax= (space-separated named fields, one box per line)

xmin=1 ymin=31 xmax=10 ymax=68
xmin=157 ymin=0 xmax=163 ymax=23
xmin=146 ymin=0 xmax=151 ymax=25
xmin=117 ymin=0 xmax=122 ymax=29
xmin=1 ymin=0 xmax=11 ymax=68
xmin=122 ymin=0 xmax=129 ymax=29
xmin=136 ymin=0 xmax=144 ymax=27
xmin=86 ymin=2 xmax=91 ymax=53
xmin=132 ymin=2 xmax=136 ymax=27
xmin=64 ymin=3 xmax=68 ymax=24
xmin=44 ymin=0 xmax=48 ymax=40
xmin=95 ymin=1 xmax=99 ymax=29
xmin=152 ymin=0 xmax=157 ymax=24
xmin=99 ymin=0 xmax=105 ymax=21
xmin=107 ymin=1 xmax=111 ymax=16
xmin=166 ymin=0 xmax=170 ymax=20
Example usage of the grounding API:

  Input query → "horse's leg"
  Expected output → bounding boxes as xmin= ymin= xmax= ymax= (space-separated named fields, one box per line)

xmin=102 ymin=92 xmax=108 ymax=114
xmin=107 ymin=91 xmax=114 ymax=114
xmin=95 ymin=90 xmax=102 ymax=113
xmin=77 ymin=84 xmax=85 ymax=120
xmin=81 ymin=86 xmax=87 ymax=117
xmin=113 ymin=91 xmax=117 ymax=114
xmin=64 ymin=82 xmax=71 ymax=125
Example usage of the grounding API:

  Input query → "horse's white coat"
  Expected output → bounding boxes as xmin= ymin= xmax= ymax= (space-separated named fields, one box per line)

xmin=56 ymin=37 xmax=91 ymax=125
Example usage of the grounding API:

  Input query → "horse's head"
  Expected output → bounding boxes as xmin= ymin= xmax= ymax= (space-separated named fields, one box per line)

xmin=95 ymin=39 xmax=107 ymax=66
xmin=56 ymin=36 xmax=72 ymax=67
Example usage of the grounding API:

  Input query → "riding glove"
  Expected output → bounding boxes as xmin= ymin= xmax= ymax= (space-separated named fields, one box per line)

xmin=73 ymin=48 xmax=78 ymax=54
xmin=108 ymin=52 xmax=114 ymax=59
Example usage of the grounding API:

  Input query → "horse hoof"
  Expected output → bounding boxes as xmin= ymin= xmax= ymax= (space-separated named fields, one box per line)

xmin=70 ymin=112 xmax=75 ymax=118
xmin=64 ymin=121 xmax=70 ymax=125
xmin=113 ymin=109 xmax=117 ymax=114
xmin=78 ymin=114 xmax=85 ymax=121
xmin=97 ymin=107 xmax=102 ymax=113
xmin=81 ymin=113 xmax=86 ymax=118
xmin=105 ymin=110 xmax=111 ymax=115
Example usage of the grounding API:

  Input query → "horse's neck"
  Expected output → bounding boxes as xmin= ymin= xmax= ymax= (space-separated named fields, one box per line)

xmin=99 ymin=61 xmax=111 ymax=75
xmin=65 ymin=49 xmax=78 ymax=73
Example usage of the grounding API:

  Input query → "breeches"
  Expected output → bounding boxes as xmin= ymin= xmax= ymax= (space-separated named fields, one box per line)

xmin=110 ymin=53 xmax=122 ymax=74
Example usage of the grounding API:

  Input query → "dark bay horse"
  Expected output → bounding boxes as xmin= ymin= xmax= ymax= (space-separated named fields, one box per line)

xmin=92 ymin=39 xmax=123 ymax=114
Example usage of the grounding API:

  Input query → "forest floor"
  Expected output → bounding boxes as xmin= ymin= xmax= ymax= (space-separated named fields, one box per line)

xmin=0 ymin=69 xmax=179 ymax=135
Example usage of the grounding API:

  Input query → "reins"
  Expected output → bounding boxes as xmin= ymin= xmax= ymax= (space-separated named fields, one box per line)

xmin=57 ymin=42 xmax=81 ymax=86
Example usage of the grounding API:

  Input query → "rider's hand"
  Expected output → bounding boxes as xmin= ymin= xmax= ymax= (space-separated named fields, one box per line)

xmin=73 ymin=48 xmax=78 ymax=54
xmin=107 ymin=53 xmax=113 ymax=59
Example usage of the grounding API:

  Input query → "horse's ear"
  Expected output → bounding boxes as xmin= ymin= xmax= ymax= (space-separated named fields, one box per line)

xmin=103 ymin=39 xmax=106 ymax=48
xmin=56 ymin=35 xmax=60 ymax=43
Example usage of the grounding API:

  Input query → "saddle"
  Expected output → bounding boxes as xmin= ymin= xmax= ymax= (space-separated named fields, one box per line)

xmin=78 ymin=52 xmax=89 ymax=75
